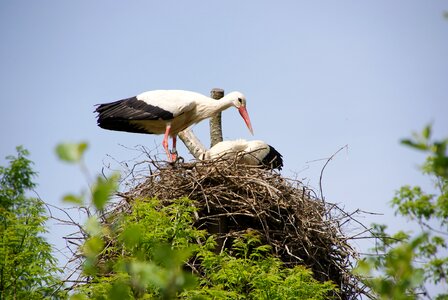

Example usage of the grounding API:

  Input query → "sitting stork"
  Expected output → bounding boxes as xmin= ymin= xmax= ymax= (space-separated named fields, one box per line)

xmin=95 ymin=90 xmax=253 ymax=161
xmin=204 ymin=139 xmax=283 ymax=170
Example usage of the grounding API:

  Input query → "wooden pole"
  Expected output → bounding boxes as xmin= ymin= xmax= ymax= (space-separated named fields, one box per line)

xmin=209 ymin=88 xmax=224 ymax=147
xmin=208 ymin=88 xmax=228 ymax=253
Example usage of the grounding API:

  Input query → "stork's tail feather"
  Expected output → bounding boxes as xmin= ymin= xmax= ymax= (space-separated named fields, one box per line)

xmin=263 ymin=145 xmax=283 ymax=170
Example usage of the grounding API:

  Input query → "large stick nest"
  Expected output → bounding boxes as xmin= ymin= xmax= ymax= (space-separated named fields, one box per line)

xmin=115 ymin=157 xmax=366 ymax=299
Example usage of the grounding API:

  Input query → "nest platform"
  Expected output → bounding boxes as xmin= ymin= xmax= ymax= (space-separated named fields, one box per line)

xmin=114 ymin=158 xmax=366 ymax=299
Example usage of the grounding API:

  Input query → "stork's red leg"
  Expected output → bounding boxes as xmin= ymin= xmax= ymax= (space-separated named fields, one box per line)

xmin=162 ymin=125 xmax=172 ymax=161
xmin=171 ymin=136 xmax=178 ymax=161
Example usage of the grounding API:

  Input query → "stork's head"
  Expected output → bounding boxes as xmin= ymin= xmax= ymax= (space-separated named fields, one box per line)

xmin=227 ymin=91 xmax=253 ymax=135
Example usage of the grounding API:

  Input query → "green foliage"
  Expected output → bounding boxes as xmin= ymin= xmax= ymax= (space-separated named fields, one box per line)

xmin=55 ymin=142 xmax=88 ymax=164
xmin=77 ymin=199 xmax=336 ymax=300
xmin=0 ymin=146 xmax=66 ymax=299
xmin=401 ymin=124 xmax=448 ymax=179
xmin=357 ymin=125 xmax=448 ymax=299
xmin=189 ymin=230 xmax=336 ymax=299
xmin=92 ymin=174 xmax=120 ymax=210
xmin=56 ymin=142 xmax=198 ymax=299
xmin=72 ymin=198 xmax=202 ymax=300
xmin=0 ymin=146 xmax=36 ymax=207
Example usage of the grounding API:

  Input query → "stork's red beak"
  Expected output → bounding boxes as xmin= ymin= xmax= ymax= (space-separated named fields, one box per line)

xmin=238 ymin=106 xmax=254 ymax=135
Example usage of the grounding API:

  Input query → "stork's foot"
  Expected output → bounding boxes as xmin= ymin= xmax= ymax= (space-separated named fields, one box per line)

xmin=168 ymin=155 xmax=184 ymax=166
xmin=169 ymin=150 xmax=178 ymax=162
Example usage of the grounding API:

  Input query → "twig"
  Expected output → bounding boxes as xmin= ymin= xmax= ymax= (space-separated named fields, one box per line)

xmin=319 ymin=144 xmax=348 ymax=202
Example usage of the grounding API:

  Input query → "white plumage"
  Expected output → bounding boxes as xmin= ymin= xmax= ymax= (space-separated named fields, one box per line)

xmin=95 ymin=90 xmax=253 ymax=161
xmin=203 ymin=139 xmax=283 ymax=170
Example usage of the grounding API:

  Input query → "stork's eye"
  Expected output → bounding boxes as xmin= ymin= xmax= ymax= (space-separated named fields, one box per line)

xmin=238 ymin=98 xmax=243 ymax=103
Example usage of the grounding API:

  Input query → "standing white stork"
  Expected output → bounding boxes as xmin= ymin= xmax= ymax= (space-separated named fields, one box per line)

xmin=95 ymin=90 xmax=253 ymax=161
xmin=203 ymin=139 xmax=283 ymax=170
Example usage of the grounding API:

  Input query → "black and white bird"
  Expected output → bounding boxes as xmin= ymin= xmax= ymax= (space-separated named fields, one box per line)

xmin=95 ymin=90 xmax=253 ymax=161
xmin=203 ymin=139 xmax=283 ymax=170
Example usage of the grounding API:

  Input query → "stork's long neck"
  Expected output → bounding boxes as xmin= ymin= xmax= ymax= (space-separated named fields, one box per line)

xmin=197 ymin=96 xmax=234 ymax=120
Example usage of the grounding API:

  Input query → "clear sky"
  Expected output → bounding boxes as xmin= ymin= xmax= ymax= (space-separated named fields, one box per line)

xmin=1 ymin=0 xmax=447 ymax=291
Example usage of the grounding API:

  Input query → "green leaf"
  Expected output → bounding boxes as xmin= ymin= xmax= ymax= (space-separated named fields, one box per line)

xmin=180 ymin=272 xmax=198 ymax=291
xmin=55 ymin=142 xmax=88 ymax=163
xmin=432 ymin=236 xmax=446 ymax=247
xmin=400 ymin=139 xmax=427 ymax=151
xmin=109 ymin=280 xmax=131 ymax=300
xmin=354 ymin=259 xmax=371 ymax=276
xmin=85 ymin=216 xmax=102 ymax=236
xmin=422 ymin=124 xmax=432 ymax=140
xmin=129 ymin=261 xmax=160 ymax=287
xmin=410 ymin=268 xmax=425 ymax=287
xmin=63 ymin=193 xmax=84 ymax=205
xmin=83 ymin=256 xmax=98 ymax=276
xmin=70 ymin=293 xmax=89 ymax=300
xmin=120 ymin=224 xmax=143 ymax=248
xmin=83 ymin=236 xmax=104 ymax=258
xmin=92 ymin=173 xmax=119 ymax=210
xmin=153 ymin=244 xmax=194 ymax=268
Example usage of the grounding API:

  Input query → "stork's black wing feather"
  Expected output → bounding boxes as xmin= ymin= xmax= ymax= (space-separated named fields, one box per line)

xmin=95 ymin=96 xmax=174 ymax=134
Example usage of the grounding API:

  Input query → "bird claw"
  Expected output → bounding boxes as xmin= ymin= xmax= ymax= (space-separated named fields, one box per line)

xmin=168 ymin=155 xmax=184 ymax=165
xmin=169 ymin=150 xmax=179 ymax=162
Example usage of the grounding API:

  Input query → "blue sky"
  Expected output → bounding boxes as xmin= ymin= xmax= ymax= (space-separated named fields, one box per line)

xmin=1 ymin=0 xmax=447 ymax=290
